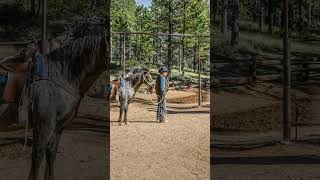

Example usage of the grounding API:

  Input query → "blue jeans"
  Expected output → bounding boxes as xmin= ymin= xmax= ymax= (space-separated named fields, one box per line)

xmin=157 ymin=95 xmax=166 ymax=122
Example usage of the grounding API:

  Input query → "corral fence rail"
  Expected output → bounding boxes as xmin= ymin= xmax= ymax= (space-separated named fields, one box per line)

xmin=212 ymin=54 xmax=320 ymax=87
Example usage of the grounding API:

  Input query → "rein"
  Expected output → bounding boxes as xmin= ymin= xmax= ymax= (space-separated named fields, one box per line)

xmin=143 ymin=75 xmax=166 ymax=105
xmin=0 ymin=56 xmax=27 ymax=72
xmin=35 ymin=78 xmax=79 ymax=100
xmin=34 ymin=53 xmax=79 ymax=100
xmin=114 ymin=72 xmax=166 ymax=105
xmin=20 ymin=59 xmax=33 ymax=153
xmin=0 ymin=64 xmax=14 ymax=72
xmin=146 ymin=89 xmax=166 ymax=105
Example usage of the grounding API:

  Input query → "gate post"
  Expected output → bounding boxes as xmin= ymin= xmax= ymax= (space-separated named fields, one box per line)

xmin=40 ymin=0 xmax=48 ymax=54
xmin=198 ymin=38 xmax=202 ymax=107
xmin=282 ymin=0 xmax=291 ymax=143
xmin=123 ymin=34 xmax=126 ymax=73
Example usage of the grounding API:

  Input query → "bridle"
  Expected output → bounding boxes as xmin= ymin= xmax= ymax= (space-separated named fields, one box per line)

xmin=30 ymin=52 xmax=80 ymax=100
xmin=143 ymin=73 xmax=167 ymax=105
xmin=143 ymin=73 xmax=154 ymax=88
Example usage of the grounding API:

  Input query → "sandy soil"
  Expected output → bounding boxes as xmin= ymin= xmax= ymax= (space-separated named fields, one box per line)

xmin=0 ymin=98 xmax=108 ymax=180
xmin=212 ymin=142 xmax=320 ymax=180
xmin=110 ymin=90 xmax=210 ymax=180
xmin=0 ymin=89 xmax=210 ymax=180
xmin=212 ymin=83 xmax=312 ymax=131
xmin=211 ymin=85 xmax=320 ymax=180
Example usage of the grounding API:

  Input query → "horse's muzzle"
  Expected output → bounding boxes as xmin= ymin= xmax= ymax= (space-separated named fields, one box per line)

xmin=148 ymin=86 xmax=153 ymax=94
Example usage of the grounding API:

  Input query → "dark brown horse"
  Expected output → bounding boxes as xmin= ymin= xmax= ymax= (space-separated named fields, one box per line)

xmin=1 ymin=19 xmax=109 ymax=180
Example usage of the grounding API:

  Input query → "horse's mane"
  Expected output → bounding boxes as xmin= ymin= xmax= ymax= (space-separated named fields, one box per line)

xmin=132 ymin=68 xmax=148 ymax=74
xmin=125 ymin=68 xmax=149 ymax=85
xmin=46 ymin=20 xmax=107 ymax=84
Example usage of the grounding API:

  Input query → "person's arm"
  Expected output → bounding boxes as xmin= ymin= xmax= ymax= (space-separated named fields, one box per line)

xmin=160 ymin=76 xmax=166 ymax=97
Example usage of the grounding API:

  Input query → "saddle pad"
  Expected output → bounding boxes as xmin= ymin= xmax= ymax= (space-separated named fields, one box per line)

xmin=0 ymin=75 xmax=7 ymax=85
xmin=120 ymin=79 xmax=125 ymax=87
xmin=36 ymin=54 xmax=46 ymax=78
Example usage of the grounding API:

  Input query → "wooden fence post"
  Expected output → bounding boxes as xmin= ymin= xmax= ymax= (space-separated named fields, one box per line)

xmin=198 ymin=39 xmax=202 ymax=107
xmin=249 ymin=55 xmax=257 ymax=85
xmin=123 ymin=34 xmax=126 ymax=73
xmin=303 ymin=63 xmax=309 ymax=82
xmin=283 ymin=0 xmax=291 ymax=142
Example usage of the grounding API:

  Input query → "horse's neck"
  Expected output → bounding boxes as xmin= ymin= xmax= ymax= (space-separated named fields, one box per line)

xmin=127 ymin=76 xmax=143 ymax=92
xmin=46 ymin=35 xmax=107 ymax=95
xmin=48 ymin=60 xmax=105 ymax=95
xmin=79 ymin=68 xmax=105 ymax=94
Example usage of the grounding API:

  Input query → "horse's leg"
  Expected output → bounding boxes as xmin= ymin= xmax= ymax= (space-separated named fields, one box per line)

xmin=28 ymin=113 xmax=55 ymax=180
xmin=28 ymin=130 xmax=51 ymax=180
xmin=124 ymin=104 xmax=129 ymax=125
xmin=116 ymin=90 xmax=120 ymax=107
xmin=118 ymin=104 xmax=123 ymax=126
xmin=44 ymin=131 xmax=61 ymax=180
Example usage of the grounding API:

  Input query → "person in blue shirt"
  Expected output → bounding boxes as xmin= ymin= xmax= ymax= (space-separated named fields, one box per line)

xmin=155 ymin=65 xmax=169 ymax=123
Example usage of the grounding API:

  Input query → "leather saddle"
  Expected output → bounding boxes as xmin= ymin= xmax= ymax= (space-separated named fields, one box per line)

xmin=0 ymin=43 xmax=38 ymax=125
xmin=0 ymin=43 xmax=38 ymax=103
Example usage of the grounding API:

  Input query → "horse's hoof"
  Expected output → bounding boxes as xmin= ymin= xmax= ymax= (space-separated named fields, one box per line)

xmin=124 ymin=122 xmax=129 ymax=125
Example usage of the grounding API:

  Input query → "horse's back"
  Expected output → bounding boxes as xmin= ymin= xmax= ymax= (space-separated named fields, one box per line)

xmin=32 ymin=80 xmax=79 ymax=119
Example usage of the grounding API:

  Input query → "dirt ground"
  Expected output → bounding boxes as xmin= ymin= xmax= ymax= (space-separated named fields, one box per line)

xmin=0 ymin=97 xmax=108 ymax=180
xmin=110 ymin=90 xmax=210 ymax=180
xmin=0 ymin=89 xmax=210 ymax=180
xmin=212 ymin=142 xmax=320 ymax=180
xmin=211 ymin=85 xmax=320 ymax=180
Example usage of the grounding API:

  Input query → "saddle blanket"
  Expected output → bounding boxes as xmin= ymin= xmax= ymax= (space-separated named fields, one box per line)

xmin=0 ymin=75 xmax=7 ymax=85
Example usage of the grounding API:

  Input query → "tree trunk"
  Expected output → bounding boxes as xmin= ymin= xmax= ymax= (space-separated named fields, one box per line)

xmin=298 ymin=0 xmax=302 ymax=29
xmin=231 ymin=0 xmax=240 ymax=47
xmin=212 ymin=0 xmax=218 ymax=22
xmin=119 ymin=35 xmax=122 ymax=67
xmin=221 ymin=0 xmax=228 ymax=34
xmin=308 ymin=1 xmax=312 ymax=27
xmin=152 ymin=38 xmax=156 ymax=64
xmin=258 ymin=0 xmax=264 ymax=32
xmin=159 ymin=37 xmax=163 ymax=65
xmin=268 ymin=0 xmax=273 ymax=33
xmin=30 ymin=0 xmax=36 ymax=16
xmin=167 ymin=1 xmax=173 ymax=75
xmin=193 ymin=46 xmax=197 ymax=72
xmin=210 ymin=0 xmax=215 ymax=83
xmin=181 ymin=0 xmax=187 ymax=78
xmin=36 ymin=0 xmax=41 ymax=17
xmin=277 ymin=9 xmax=282 ymax=27
xmin=110 ymin=36 xmax=113 ymax=63
xmin=179 ymin=45 xmax=183 ymax=78
xmin=288 ymin=0 xmax=294 ymax=30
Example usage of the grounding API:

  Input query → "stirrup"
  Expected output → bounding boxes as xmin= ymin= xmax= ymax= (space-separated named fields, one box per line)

xmin=0 ymin=103 xmax=10 ymax=116
xmin=0 ymin=102 xmax=17 ymax=123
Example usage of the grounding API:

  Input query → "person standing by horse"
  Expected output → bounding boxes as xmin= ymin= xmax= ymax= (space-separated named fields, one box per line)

xmin=155 ymin=65 xmax=169 ymax=123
